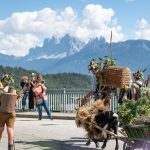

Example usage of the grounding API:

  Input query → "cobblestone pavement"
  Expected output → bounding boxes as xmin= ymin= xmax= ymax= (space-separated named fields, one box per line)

xmin=0 ymin=118 xmax=124 ymax=150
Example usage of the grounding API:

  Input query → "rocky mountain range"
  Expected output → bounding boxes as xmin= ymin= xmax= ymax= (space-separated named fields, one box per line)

xmin=0 ymin=34 xmax=150 ymax=77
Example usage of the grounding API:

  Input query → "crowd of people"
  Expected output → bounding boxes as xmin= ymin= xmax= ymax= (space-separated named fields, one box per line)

xmin=20 ymin=73 xmax=53 ymax=120
xmin=0 ymin=70 xmax=149 ymax=150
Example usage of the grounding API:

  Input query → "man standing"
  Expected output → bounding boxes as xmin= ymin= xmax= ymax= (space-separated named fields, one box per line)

xmin=28 ymin=73 xmax=36 ymax=111
xmin=0 ymin=74 xmax=17 ymax=150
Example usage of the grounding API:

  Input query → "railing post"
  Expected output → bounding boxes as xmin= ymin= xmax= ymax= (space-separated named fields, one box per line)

xmin=63 ymin=88 xmax=66 ymax=94
xmin=63 ymin=88 xmax=66 ymax=112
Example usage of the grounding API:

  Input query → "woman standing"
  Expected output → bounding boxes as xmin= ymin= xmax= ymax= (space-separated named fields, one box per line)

xmin=33 ymin=74 xmax=53 ymax=120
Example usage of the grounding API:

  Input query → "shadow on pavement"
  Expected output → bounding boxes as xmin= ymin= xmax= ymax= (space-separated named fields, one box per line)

xmin=17 ymin=119 xmax=38 ymax=121
xmin=15 ymin=138 xmax=100 ymax=150
xmin=41 ymin=124 xmax=61 ymax=126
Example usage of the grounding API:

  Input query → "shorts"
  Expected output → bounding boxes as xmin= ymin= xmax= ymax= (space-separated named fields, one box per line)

xmin=0 ymin=112 xmax=16 ymax=128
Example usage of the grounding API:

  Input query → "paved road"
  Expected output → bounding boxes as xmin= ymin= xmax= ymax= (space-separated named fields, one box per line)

xmin=0 ymin=118 xmax=123 ymax=150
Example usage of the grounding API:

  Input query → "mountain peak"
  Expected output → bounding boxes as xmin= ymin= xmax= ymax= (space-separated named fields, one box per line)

xmin=26 ymin=34 xmax=85 ymax=60
xmin=1 ymin=38 xmax=150 ymax=76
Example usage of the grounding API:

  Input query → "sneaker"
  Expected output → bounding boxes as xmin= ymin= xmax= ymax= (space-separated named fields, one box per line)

xmin=34 ymin=108 xmax=38 ymax=112
xmin=8 ymin=144 xmax=14 ymax=150
xmin=29 ymin=109 xmax=34 ymax=112
xmin=38 ymin=117 xmax=42 ymax=120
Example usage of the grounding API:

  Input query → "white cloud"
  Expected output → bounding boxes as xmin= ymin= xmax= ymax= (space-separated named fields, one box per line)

xmin=83 ymin=4 xmax=114 ymax=27
xmin=0 ymin=4 xmax=124 ymax=56
xmin=135 ymin=18 xmax=150 ymax=40
xmin=0 ymin=33 xmax=39 ymax=56
xmin=76 ymin=4 xmax=124 ymax=42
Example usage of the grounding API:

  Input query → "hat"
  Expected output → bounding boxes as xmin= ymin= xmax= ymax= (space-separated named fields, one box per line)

xmin=133 ymin=70 xmax=144 ymax=80
xmin=88 ymin=59 xmax=99 ymax=72
xmin=1 ymin=74 xmax=14 ymax=84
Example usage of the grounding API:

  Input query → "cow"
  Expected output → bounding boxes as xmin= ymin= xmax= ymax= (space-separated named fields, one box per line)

xmin=94 ymin=110 xmax=119 ymax=150
xmin=75 ymin=100 xmax=118 ymax=149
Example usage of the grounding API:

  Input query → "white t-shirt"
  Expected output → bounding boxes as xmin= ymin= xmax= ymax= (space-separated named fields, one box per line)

xmin=3 ymin=85 xmax=9 ymax=92
xmin=135 ymin=80 xmax=143 ymax=86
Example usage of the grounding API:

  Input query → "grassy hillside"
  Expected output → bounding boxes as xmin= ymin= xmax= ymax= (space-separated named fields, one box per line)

xmin=0 ymin=65 xmax=91 ymax=89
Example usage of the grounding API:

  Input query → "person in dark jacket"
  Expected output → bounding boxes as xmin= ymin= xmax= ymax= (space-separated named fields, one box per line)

xmin=28 ymin=73 xmax=36 ymax=111
xmin=20 ymin=76 xmax=29 ymax=111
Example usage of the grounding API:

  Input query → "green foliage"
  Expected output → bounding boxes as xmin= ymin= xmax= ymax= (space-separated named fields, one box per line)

xmin=104 ymin=58 xmax=116 ymax=67
xmin=88 ymin=57 xmax=116 ymax=74
xmin=44 ymin=72 xmax=91 ymax=89
xmin=0 ymin=65 xmax=91 ymax=89
xmin=118 ymin=95 xmax=150 ymax=125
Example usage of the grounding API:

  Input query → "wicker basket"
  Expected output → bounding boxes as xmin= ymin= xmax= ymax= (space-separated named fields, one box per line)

xmin=0 ymin=93 xmax=17 ymax=113
xmin=124 ymin=124 xmax=150 ymax=139
xmin=103 ymin=66 xmax=131 ymax=88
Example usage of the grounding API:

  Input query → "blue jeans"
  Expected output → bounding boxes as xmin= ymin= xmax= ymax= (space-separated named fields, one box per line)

xmin=22 ymin=92 xmax=29 ymax=110
xmin=37 ymin=100 xmax=52 ymax=119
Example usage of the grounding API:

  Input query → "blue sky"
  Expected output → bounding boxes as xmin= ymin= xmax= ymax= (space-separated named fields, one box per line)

xmin=0 ymin=0 xmax=150 ymax=56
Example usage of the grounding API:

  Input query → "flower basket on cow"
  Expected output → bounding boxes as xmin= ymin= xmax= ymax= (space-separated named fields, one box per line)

xmin=76 ymin=56 xmax=132 ymax=149
xmin=88 ymin=58 xmax=132 ymax=107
